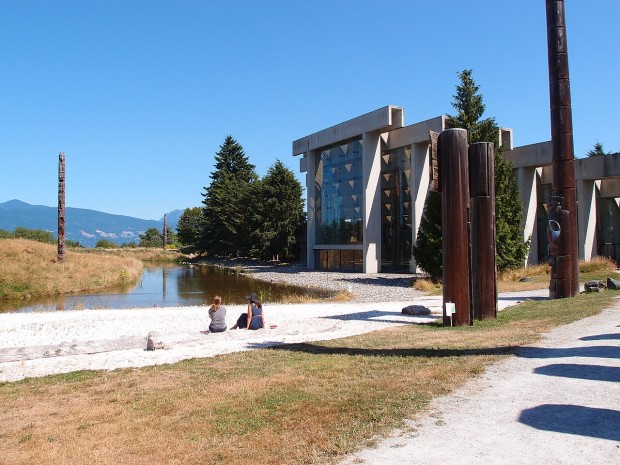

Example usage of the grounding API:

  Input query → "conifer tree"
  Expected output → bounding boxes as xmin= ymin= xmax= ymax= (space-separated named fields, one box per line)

xmin=413 ymin=69 xmax=528 ymax=277
xmin=200 ymin=136 xmax=257 ymax=256
xmin=247 ymin=160 xmax=304 ymax=259
xmin=586 ymin=142 xmax=608 ymax=157
xmin=176 ymin=207 xmax=203 ymax=248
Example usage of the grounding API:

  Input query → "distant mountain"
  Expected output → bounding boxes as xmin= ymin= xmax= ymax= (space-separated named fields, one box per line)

xmin=0 ymin=200 xmax=182 ymax=248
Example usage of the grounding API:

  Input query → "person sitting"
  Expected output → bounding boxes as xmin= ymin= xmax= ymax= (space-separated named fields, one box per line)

xmin=247 ymin=299 xmax=264 ymax=330
xmin=231 ymin=292 xmax=264 ymax=330
xmin=201 ymin=295 xmax=227 ymax=334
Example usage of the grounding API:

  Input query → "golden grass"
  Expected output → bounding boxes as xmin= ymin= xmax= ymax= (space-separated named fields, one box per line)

xmin=0 ymin=291 xmax=615 ymax=465
xmin=412 ymin=278 xmax=442 ymax=294
xmin=497 ymin=256 xmax=618 ymax=293
xmin=278 ymin=289 xmax=353 ymax=304
xmin=83 ymin=247 xmax=185 ymax=262
xmin=0 ymin=239 xmax=143 ymax=300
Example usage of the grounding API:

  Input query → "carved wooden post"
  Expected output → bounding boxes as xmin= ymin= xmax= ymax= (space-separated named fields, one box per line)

xmin=546 ymin=0 xmax=579 ymax=298
xmin=439 ymin=129 xmax=471 ymax=326
xmin=163 ymin=214 xmax=167 ymax=252
xmin=57 ymin=152 xmax=66 ymax=263
xmin=469 ymin=142 xmax=497 ymax=320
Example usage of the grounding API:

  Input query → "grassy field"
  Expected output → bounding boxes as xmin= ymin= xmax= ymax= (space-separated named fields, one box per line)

xmin=0 ymin=239 xmax=144 ymax=300
xmin=0 ymin=291 xmax=616 ymax=465
xmin=413 ymin=256 xmax=617 ymax=294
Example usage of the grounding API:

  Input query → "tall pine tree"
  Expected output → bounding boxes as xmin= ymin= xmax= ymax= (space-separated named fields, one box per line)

xmin=247 ymin=160 xmax=304 ymax=259
xmin=413 ymin=69 xmax=528 ymax=277
xmin=200 ymin=136 xmax=257 ymax=256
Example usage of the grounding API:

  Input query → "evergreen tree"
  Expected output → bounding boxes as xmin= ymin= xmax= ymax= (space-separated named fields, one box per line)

xmin=411 ymin=191 xmax=442 ymax=279
xmin=248 ymin=160 xmax=304 ymax=259
xmin=176 ymin=207 xmax=203 ymax=247
xmin=200 ymin=136 xmax=257 ymax=256
xmin=413 ymin=69 xmax=528 ymax=277
xmin=586 ymin=142 xmax=608 ymax=157
xmin=139 ymin=227 xmax=163 ymax=248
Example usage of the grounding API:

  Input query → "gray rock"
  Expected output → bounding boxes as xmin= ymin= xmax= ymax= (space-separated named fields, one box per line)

xmin=146 ymin=331 xmax=168 ymax=351
xmin=584 ymin=280 xmax=605 ymax=293
xmin=402 ymin=305 xmax=432 ymax=316
xmin=606 ymin=277 xmax=620 ymax=290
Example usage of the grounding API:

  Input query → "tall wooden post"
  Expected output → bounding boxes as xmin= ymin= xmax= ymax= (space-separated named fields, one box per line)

xmin=439 ymin=129 xmax=471 ymax=326
xmin=57 ymin=152 xmax=66 ymax=263
xmin=162 ymin=214 xmax=167 ymax=251
xmin=469 ymin=142 xmax=497 ymax=320
xmin=546 ymin=0 xmax=579 ymax=298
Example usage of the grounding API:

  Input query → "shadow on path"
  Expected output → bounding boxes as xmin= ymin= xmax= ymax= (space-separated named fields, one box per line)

xmin=519 ymin=404 xmax=620 ymax=441
xmin=321 ymin=310 xmax=438 ymax=325
xmin=580 ymin=333 xmax=620 ymax=341
xmin=534 ymin=363 xmax=620 ymax=382
xmin=517 ymin=346 xmax=620 ymax=360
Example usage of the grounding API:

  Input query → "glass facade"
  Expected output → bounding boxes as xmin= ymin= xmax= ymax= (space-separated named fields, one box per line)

xmin=597 ymin=195 xmax=620 ymax=265
xmin=315 ymin=249 xmax=363 ymax=272
xmin=315 ymin=139 xmax=363 ymax=245
xmin=380 ymin=146 xmax=414 ymax=272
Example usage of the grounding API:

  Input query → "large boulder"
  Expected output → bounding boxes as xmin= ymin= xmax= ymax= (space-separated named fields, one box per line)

xmin=607 ymin=277 xmax=620 ymax=290
xmin=401 ymin=305 xmax=432 ymax=316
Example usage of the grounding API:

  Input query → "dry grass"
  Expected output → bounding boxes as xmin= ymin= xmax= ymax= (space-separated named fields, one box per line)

xmin=0 ymin=291 xmax=615 ymax=465
xmin=83 ymin=247 xmax=185 ymax=262
xmin=412 ymin=278 xmax=442 ymax=294
xmin=278 ymin=289 xmax=353 ymax=304
xmin=498 ymin=256 xmax=618 ymax=293
xmin=0 ymin=239 xmax=143 ymax=300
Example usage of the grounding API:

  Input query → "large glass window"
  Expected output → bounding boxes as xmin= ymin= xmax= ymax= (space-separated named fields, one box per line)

xmin=381 ymin=146 xmax=413 ymax=272
xmin=597 ymin=195 xmax=620 ymax=265
xmin=314 ymin=139 xmax=363 ymax=245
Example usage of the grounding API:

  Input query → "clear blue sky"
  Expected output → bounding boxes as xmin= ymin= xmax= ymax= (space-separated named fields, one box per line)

xmin=1 ymin=0 xmax=618 ymax=220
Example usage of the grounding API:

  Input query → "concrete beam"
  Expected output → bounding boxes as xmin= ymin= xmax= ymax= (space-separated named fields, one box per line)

xmin=292 ymin=105 xmax=404 ymax=156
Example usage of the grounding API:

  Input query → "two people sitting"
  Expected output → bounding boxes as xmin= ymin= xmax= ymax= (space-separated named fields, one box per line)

xmin=202 ymin=292 xmax=265 ymax=334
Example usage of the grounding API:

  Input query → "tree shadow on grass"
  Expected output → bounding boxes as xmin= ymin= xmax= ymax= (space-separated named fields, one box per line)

xmin=252 ymin=342 xmax=518 ymax=358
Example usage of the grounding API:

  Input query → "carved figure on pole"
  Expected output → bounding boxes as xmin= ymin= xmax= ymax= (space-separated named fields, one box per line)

xmin=546 ymin=0 xmax=579 ymax=298
xmin=57 ymin=152 xmax=66 ymax=263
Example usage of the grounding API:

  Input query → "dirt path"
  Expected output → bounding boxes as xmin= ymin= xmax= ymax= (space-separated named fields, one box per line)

xmin=341 ymin=303 xmax=620 ymax=465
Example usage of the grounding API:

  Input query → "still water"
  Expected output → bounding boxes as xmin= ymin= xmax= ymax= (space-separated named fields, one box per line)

xmin=0 ymin=264 xmax=330 ymax=314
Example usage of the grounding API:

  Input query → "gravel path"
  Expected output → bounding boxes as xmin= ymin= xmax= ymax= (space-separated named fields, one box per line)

xmin=206 ymin=259 xmax=427 ymax=303
xmin=340 ymin=301 xmax=620 ymax=465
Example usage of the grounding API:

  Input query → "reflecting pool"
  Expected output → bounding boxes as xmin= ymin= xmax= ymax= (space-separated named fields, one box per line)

xmin=0 ymin=264 xmax=330 ymax=313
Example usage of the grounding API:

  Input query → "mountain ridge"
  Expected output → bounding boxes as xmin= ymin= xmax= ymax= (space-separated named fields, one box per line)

xmin=0 ymin=199 xmax=183 ymax=247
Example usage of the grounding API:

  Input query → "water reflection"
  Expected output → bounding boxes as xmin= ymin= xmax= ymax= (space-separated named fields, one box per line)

xmin=0 ymin=264 xmax=329 ymax=313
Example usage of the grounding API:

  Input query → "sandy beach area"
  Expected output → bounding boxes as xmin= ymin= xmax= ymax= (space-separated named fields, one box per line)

xmin=0 ymin=289 xmax=543 ymax=383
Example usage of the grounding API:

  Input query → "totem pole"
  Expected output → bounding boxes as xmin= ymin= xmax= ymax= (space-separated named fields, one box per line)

xmin=439 ymin=129 xmax=471 ymax=326
xmin=546 ymin=0 xmax=579 ymax=298
xmin=57 ymin=152 xmax=66 ymax=263
xmin=163 ymin=214 xmax=168 ymax=251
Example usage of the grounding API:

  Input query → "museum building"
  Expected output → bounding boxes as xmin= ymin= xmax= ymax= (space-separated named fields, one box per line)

xmin=292 ymin=105 xmax=620 ymax=273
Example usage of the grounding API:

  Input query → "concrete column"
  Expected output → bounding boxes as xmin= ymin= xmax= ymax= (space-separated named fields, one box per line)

xmin=362 ymin=131 xmax=382 ymax=273
xmin=577 ymin=178 xmax=597 ymax=260
xmin=516 ymin=166 xmax=539 ymax=265
xmin=411 ymin=141 xmax=431 ymax=272
xmin=305 ymin=150 xmax=318 ymax=269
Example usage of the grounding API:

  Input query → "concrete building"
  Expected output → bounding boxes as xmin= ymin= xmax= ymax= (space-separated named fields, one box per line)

xmin=293 ymin=105 xmax=620 ymax=273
